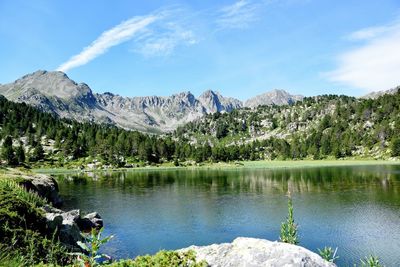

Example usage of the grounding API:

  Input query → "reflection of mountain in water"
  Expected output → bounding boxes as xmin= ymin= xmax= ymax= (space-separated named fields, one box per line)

xmin=57 ymin=165 xmax=400 ymax=196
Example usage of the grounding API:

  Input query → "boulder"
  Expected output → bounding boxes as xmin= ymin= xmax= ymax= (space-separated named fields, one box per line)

xmin=18 ymin=173 xmax=63 ymax=207
xmin=180 ymin=237 xmax=336 ymax=267
xmin=41 ymin=205 xmax=83 ymax=247
xmin=61 ymin=209 xmax=81 ymax=224
xmin=58 ymin=217 xmax=83 ymax=247
xmin=44 ymin=212 xmax=63 ymax=231
xmin=42 ymin=205 xmax=103 ymax=248
xmin=77 ymin=212 xmax=103 ymax=232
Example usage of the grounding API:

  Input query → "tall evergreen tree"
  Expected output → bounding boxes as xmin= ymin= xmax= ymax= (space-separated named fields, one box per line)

xmin=391 ymin=138 xmax=400 ymax=157
xmin=31 ymin=142 xmax=45 ymax=161
xmin=1 ymin=136 xmax=17 ymax=166
xmin=15 ymin=141 xmax=26 ymax=164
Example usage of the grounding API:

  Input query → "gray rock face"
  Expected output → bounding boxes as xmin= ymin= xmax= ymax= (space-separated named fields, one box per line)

xmin=245 ymin=89 xmax=304 ymax=108
xmin=0 ymin=71 xmax=303 ymax=132
xmin=180 ymin=237 xmax=336 ymax=267
xmin=198 ymin=90 xmax=243 ymax=113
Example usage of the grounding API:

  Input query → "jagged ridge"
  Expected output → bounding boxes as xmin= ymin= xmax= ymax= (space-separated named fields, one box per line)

xmin=0 ymin=70 xmax=302 ymax=132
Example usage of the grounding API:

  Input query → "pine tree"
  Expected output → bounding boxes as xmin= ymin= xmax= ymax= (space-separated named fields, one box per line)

xmin=31 ymin=142 xmax=45 ymax=161
xmin=1 ymin=136 xmax=17 ymax=166
xmin=15 ymin=141 xmax=26 ymax=164
xmin=391 ymin=138 xmax=400 ymax=157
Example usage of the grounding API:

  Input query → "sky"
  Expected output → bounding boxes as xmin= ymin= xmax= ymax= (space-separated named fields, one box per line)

xmin=0 ymin=0 xmax=399 ymax=100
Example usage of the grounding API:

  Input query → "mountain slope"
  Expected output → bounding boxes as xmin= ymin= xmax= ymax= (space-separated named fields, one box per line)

xmin=244 ymin=89 xmax=303 ymax=107
xmin=0 ymin=70 xmax=303 ymax=133
xmin=0 ymin=71 xmax=243 ymax=133
xmin=361 ymin=86 xmax=400 ymax=99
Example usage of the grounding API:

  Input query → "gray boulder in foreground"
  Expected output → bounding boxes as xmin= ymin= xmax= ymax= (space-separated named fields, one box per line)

xmin=180 ymin=237 xmax=336 ymax=267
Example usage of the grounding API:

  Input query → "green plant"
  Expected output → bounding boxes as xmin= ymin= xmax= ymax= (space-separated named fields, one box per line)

xmin=0 ymin=178 xmax=70 ymax=266
xmin=71 ymin=227 xmax=113 ymax=267
xmin=0 ymin=244 xmax=28 ymax=267
xmin=360 ymin=255 xmax=384 ymax=267
xmin=109 ymin=250 xmax=207 ymax=267
xmin=318 ymin=246 xmax=339 ymax=263
xmin=1 ymin=178 xmax=47 ymax=206
xmin=391 ymin=138 xmax=400 ymax=157
xmin=279 ymin=192 xmax=299 ymax=245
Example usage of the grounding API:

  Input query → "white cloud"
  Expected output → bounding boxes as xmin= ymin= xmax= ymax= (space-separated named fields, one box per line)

xmin=57 ymin=14 xmax=160 ymax=72
xmin=327 ymin=20 xmax=400 ymax=92
xmin=216 ymin=0 xmax=260 ymax=29
xmin=348 ymin=26 xmax=392 ymax=41
xmin=348 ymin=21 xmax=400 ymax=41
xmin=133 ymin=23 xmax=197 ymax=57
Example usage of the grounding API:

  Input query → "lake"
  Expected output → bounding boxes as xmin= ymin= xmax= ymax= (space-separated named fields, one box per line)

xmin=55 ymin=165 xmax=400 ymax=266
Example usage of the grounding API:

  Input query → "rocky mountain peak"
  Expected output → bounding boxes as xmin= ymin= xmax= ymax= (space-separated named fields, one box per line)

xmin=171 ymin=91 xmax=195 ymax=102
xmin=3 ymin=70 xmax=92 ymax=100
xmin=199 ymin=89 xmax=219 ymax=98
xmin=244 ymin=89 xmax=303 ymax=108
xmin=198 ymin=89 xmax=243 ymax=113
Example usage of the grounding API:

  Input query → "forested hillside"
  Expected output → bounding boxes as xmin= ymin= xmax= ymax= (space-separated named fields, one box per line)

xmin=0 ymin=95 xmax=176 ymax=167
xmin=175 ymin=93 xmax=400 ymax=161
xmin=1 ymin=91 xmax=400 ymax=168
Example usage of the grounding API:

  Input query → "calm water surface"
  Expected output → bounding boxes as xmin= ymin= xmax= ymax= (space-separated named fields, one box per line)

xmin=55 ymin=165 xmax=400 ymax=266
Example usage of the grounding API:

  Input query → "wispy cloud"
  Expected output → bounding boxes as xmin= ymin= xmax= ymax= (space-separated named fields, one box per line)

xmin=216 ymin=0 xmax=260 ymax=30
xmin=57 ymin=14 xmax=161 ymax=72
xmin=132 ymin=22 xmax=197 ymax=57
xmin=347 ymin=22 xmax=400 ymax=41
xmin=326 ymin=19 xmax=400 ymax=92
xmin=56 ymin=1 xmax=271 ymax=71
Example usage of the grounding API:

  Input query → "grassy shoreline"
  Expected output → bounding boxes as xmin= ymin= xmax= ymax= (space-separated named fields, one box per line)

xmin=33 ymin=159 xmax=400 ymax=174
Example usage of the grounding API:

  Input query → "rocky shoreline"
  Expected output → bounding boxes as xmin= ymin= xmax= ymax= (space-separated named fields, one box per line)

xmin=12 ymin=171 xmax=103 ymax=249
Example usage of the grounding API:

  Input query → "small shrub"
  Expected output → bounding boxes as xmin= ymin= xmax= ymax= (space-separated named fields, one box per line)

xmin=360 ymin=255 xmax=384 ymax=267
xmin=279 ymin=192 xmax=299 ymax=245
xmin=71 ymin=227 xmax=113 ymax=267
xmin=110 ymin=250 xmax=207 ymax=267
xmin=0 ymin=179 xmax=47 ymax=207
xmin=318 ymin=246 xmax=339 ymax=263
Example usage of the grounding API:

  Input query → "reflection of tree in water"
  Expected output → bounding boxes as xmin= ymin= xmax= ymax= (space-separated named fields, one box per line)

xmin=56 ymin=165 xmax=400 ymax=198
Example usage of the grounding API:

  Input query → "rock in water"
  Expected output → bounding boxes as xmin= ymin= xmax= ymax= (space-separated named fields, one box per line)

xmin=180 ymin=237 xmax=336 ymax=267
xmin=42 ymin=205 xmax=83 ymax=247
xmin=42 ymin=205 xmax=103 ymax=248
xmin=78 ymin=212 xmax=104 ymax=231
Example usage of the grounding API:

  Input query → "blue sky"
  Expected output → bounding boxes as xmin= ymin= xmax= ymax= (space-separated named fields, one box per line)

xmin=0 ymin=0 xmax=399 ymax=100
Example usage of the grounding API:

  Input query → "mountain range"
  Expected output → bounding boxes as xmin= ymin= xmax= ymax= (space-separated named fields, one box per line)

xmin=0 ymin=70 xmax=304 ymax=132
xmin=361 ymin=86 xmax=400 ymax=99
